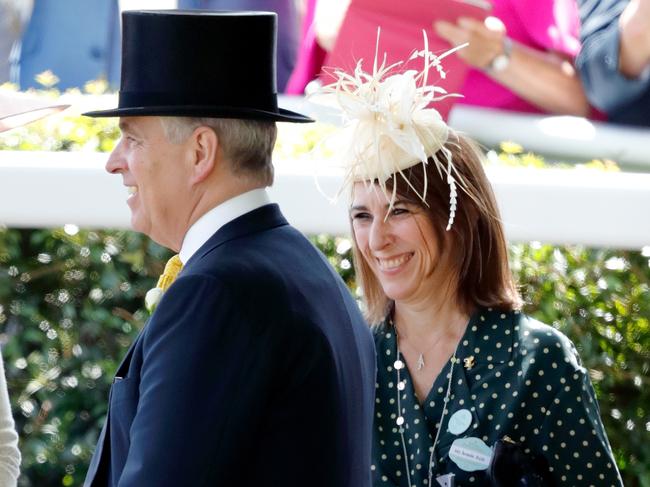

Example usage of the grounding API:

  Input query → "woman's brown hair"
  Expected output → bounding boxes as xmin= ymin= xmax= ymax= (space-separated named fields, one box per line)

xmin=351 ymin=132 xmax=522 ymax=324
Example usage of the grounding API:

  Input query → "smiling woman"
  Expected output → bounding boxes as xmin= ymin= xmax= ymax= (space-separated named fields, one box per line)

xmin=349 ymin=135 xmax=518 ymax=327
xmin=348 ymin=133 xmax=625 ymax=487
xmin=315 ymin=32 xmax=623 ymax=487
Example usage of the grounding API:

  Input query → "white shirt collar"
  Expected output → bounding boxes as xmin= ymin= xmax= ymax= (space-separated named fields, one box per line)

xmin=179 ymin=188 xmax=271 ymax=264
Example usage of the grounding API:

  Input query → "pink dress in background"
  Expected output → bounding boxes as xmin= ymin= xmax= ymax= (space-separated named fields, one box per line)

xmin=285 ymin=0 xmax=327 ymax=95
xmin=321 ymin=0 xmax=582 ymax=117
xmin=459 ymin=0 xmax=581 ymax=114
xmin=323 ymin=0 xmax=490 ymax=120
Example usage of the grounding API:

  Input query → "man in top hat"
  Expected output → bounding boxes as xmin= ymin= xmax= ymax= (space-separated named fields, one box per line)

xmin=82 ymin=10 xmax=375 ymax=487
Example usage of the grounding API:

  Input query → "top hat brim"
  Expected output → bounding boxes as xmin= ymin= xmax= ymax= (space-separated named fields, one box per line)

xmin=83 ymin=104 xmax=314 ymax=123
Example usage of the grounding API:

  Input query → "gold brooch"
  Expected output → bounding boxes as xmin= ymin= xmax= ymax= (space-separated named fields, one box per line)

xmin=463 ymin=356 xmax=475 ymax=370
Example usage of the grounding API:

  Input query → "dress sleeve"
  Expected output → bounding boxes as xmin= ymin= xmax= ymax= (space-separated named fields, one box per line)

xmin=575 ymin=0 xmax=650 ymax=112
xmin=538 ymin=364 xmax=623 ymax=486
xmin=0 ymin=351 xmax=20 ymax=486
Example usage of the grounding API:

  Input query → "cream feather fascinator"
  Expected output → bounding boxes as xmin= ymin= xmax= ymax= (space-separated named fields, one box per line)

xmin=312 ymin=30 xmax=465 ymax=230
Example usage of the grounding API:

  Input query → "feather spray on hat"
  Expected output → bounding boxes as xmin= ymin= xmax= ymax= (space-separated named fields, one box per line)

xmin=312 ymin=30 xmax=466 ymax=230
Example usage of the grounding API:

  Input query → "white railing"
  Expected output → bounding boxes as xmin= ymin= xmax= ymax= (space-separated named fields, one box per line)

xmin=281 ymin=96 xmax=650 ymax=170
xmin=1 ymin=94 xmax=649 ymax=248
xmin=449 ymin=105 xmax=650 ymax=171
xmin=53 ymin=93 xmax=650 ymax=170
xmin=1 ymin=150 xmax=649 ymax=249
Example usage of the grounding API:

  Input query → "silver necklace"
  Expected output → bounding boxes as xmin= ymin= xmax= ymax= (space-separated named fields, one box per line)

xmin=400 ymin=332 xmax=448 ymax=371
xmin=394 ymin=332 xmax=458 ymax=487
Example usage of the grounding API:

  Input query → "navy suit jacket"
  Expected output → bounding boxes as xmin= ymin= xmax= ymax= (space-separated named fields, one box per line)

xmin=84 ymin=204 xmax=376 ymax=486
xmin=576 ymin=0 xmax=650 ymax=126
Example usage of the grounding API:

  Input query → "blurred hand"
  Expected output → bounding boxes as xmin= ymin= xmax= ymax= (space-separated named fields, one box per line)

xmin=315 ymin=0 xmax=351 ymax=52
xmin=434 ymin=16 xmax=507 ymax=69
xmin=619 ymin=0 xmax=650 ymax=77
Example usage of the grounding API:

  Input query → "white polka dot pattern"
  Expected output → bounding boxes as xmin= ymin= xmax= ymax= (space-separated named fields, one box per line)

xmin=370 ymin=309 xmax=623 ymax=486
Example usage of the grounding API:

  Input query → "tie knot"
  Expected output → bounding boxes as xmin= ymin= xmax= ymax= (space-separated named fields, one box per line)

xmin=156 ymin=254 xmax=183 ymax=291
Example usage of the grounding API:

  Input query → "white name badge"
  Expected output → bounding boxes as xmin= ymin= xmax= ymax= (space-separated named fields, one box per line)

xmin=448 ymin=408 xmax=472 ymax=435
xmin=449 ymin=437 xmax=493 ymax=472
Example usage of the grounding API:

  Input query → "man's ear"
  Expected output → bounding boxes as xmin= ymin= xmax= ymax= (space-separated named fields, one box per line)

xmin=189 ymin=126 xmax=218 ymax=184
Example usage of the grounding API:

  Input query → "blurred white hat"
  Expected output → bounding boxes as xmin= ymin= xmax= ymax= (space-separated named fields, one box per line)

xmin=0 ymin=91 xmax=69 ymax=132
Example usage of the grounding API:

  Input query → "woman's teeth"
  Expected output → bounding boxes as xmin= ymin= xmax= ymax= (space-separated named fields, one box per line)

xmin=378 ymin=254 xmax=412 ymax=270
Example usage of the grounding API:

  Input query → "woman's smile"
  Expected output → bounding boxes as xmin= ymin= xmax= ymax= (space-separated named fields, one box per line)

xmin=376 ymin=252 xmax=414 ymax=273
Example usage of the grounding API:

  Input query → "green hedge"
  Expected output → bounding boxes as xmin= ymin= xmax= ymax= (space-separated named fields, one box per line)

xmin=0 ymin=96 xmax=647 ymax=485
xmin=0 ymin=229 xmax=170 ymax=486
xmin=1 ymin=230 xmax=648 ymax=486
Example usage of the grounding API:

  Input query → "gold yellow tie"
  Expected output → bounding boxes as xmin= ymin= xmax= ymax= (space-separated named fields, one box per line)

xmin=156 ymin=254 xmax=183 ymax=292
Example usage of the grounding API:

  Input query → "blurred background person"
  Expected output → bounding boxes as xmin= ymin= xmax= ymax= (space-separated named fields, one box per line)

xmin=297 ymin=0 xmax=593 ymax=119
xmin=178 ymin=0 xmax=300 ymax=92
xmin=434 ymin=0 xmax=592 ymax=117
xmin=285 ymin=0 xmax=328 ymax=95
xmin=0 ymin=341 xmax=19 ymax=486
xmin=577 ymin=0 xmax=650 ymax=127
xmin=11 ymin=0 xmax=120 ymax=90
xmin=313 ymin=0 xmax=470 ymax=119
xmin=0 ymin=90 xmax=69 ymax=487
xmin=0 ymin=0 xmax=33 ymax=84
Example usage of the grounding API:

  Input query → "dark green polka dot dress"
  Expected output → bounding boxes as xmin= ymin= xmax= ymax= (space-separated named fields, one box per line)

xmin=371 ymin=308 xmax=623 ymax=486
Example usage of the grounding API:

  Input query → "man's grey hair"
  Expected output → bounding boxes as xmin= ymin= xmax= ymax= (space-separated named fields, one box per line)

xmin=160 ymin=117 xmax=277 ymax=186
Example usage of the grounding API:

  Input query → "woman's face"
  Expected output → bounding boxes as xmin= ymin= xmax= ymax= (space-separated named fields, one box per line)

xmin=350 ymin=182 xmax=446 ymax=304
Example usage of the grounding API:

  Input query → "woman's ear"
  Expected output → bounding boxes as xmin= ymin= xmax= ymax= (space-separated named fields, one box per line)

xmin=189 ymin=125 xmax=218 ymax=185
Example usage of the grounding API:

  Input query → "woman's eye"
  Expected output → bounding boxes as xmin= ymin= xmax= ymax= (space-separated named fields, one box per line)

xmin=391 ymin=207 xmax=409 ymax=216
xmin=351 ymin=212 xmax=371 ymax=221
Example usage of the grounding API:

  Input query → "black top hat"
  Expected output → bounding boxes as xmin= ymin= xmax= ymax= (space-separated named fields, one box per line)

xmin=84 ymin=10 xmax=312 ymax=123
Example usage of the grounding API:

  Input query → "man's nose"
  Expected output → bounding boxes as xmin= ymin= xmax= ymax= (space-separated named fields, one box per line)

xmin=105 ymin=141 xmax=125 ymax=174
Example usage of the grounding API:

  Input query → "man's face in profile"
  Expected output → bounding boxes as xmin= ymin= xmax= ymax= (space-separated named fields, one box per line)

xmin=105 ymin=116 xmax=193 ymax=248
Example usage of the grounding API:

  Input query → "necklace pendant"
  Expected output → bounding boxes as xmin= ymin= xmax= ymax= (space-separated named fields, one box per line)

xmin=416 ymin=353 xmax=425 ymax=371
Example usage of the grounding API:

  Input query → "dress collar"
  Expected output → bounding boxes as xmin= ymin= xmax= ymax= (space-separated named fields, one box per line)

xmin=458 ymin=308 xmax=517 ymax=365
xmin=379 ymin=307 xmax=517 ymax=367
xmin=179 ymin=188 xmax=270 ymax=265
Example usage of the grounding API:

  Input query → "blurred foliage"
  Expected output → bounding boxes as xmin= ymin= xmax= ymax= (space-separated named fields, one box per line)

xmin=0 ymin=84 xmax=119 ymax=153
xmin=0 ymin=115 xmax=119 ymax=153
xmin=489 ymin=140 xmax=622 ymax=172
xmin=0 ymin=227 xmax=172 ymax=486
xmin=1 ymin=228 xmax=647 ymax=486
xmin=511 ymin=244 xmax=650 ymax=486
xmin=0 ymin=87 xmax=647 ymax=485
